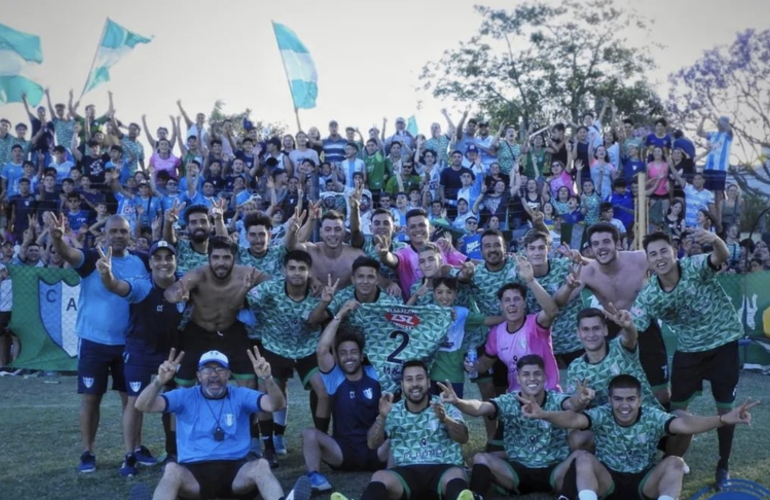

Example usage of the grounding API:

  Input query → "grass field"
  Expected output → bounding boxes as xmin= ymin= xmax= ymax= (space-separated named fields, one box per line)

xmin=1 ymin=372 xmax=769 ymax=500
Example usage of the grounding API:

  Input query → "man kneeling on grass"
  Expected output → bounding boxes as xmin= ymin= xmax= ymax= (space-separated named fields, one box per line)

xmin=135 ymin=348 xmax=311 ymax=500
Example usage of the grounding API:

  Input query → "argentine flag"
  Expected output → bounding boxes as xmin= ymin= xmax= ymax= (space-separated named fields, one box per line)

xmin=84 ymin=18 xmax=152 ymax=94
xmin=272 ymin=22 xmax=318 ymax=109
xmin=0 ymin=22 xmax=44 ymax=105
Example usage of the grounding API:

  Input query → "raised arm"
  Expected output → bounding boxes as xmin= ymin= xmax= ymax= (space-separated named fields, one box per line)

xmin=516 ymin=255 xmax=558 ymax=325
xmin=46 ymin=212 xmax=84 ymax=266
xmin=696 ymin=116 xmax=708 ymax=139
xmin=44 ymin=88 xmax=56 ymax=119
xmin=317 ymin=300 xmax=359 ymax=373
xmin=141 ymin=115 xmax=156 ymax=147
xmin=176 ymin=100 xmax=193 ymax=129
xmin=367 ymin=393 xmax=393 ymax=450
xmin=604 ymin=304 xmax=638 ymax=350
xmin=436 ymin=381 xmax=496 ymax=417
xmin=68 ymin=89 xmax=81 ymax=121
xmin=519 ymin=393 xmax=590 ymax=429
xmin=164 ymin=268 xmax=202 ymax=304
xmin=695 ymin=229 xmax=730 ymax=268
xmin=135 ymin=349 xmax=185 ymax=413
xmin=669 ymin=398 xmax=757 ymax=435
xmin=94 ymin=246 xmax=130 ymax=297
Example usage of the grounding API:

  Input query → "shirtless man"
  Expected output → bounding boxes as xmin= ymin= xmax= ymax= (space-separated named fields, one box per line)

xmin=164 ymin=236 xmax=266 ymax=387
xmin=285 ymin=207 xmax=365 ymax=289
xmin=565 ymin=222 xmax=670 ymax=406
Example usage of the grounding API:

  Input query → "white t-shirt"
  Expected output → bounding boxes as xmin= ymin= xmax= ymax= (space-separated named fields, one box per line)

xmin=0 ymin=263 xmax=11 ymax=312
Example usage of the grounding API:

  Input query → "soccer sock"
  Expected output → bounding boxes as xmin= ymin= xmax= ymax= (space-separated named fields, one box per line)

xmin=717 ymin=422 xmax=735 ymax=470
xmin=445 ymin=478 xmax=469 ymax=500
xmin=161 ymin=412 xmax=176 ymax=456
xmin=659 ymin=496 xmax=675 ymax=500
xmin=250 ymin=416 xmax=261 ymax=440
xmin=309 ymin=390 xmax=318 ymax=416
xmin=274 ymin=423 xmax=286 ymax=436
xmin=313 ymin=416 xmax=331 ymax=434
xmin=560 ymin=457 xmax=579 ymax=500
xmin=361 ymin=481 xmax=389 ymax=500
xmin=260 ymin=418 xmax=275 ymax=451
xmin=578 ymin=491 xmax=598 ymax=500
xmin=469 ymin=464 xmax=493 ymax=494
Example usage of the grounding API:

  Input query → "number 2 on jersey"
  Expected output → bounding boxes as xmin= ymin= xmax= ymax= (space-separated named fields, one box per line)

xmin=386 ymin=330 xmax=411 ymax=364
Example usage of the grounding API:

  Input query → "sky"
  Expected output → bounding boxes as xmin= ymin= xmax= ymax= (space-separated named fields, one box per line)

xmin=2 ymin=0 xmax=769 ymax=149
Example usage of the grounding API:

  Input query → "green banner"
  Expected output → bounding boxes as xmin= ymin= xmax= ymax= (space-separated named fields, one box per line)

xmin=718 ymin=271 xmax=770 ymax=365
xmin=9 ymin=266 xmax=80 ymax=371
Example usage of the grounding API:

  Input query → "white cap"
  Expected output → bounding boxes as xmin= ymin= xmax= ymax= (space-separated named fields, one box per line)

xmin=198 ymin=350 xmax=229 ymax=369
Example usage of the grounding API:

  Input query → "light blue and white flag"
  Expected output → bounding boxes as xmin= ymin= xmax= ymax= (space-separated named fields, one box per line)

xmin=84 ymin=18 xmax=152 ymax=94
xmin=272 ymin=22 xmax=318 ymax=109
xmin=0 ymin=22 xmax=44 ymax=105
xmin=407 ymin=115 xmax=419 ymax=136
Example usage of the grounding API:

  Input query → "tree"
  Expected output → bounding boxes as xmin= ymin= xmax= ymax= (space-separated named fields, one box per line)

xmin=419 ymin=0 xmax=664 ymax=128
xmin=208 ymin=99 xmax=286 ymax=141
xmin=667 ymin=29 xmax=770 ymax=198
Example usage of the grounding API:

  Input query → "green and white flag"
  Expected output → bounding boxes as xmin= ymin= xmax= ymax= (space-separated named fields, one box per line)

xmin=352 ymin=303 xmax=453 ymax=393
xmin=84 ymin=18 xmax=152 ymax=94
xmin=0 ymin=22 xmax=44 ymax=105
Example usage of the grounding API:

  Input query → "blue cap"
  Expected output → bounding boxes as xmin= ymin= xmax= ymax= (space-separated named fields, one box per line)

xmin=466 ymin=144 xmax=478 ymax=154
xmin=149 ymin=240 xmax=176 ymax=256
xmin=198 ymin=350 xmax=229 ymax=369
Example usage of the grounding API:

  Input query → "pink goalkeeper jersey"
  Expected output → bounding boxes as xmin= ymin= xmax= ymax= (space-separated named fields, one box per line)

xmin=485 ymin=314 xmax=561 ymax=393
xmin=394 ymin=244 xmax=467 ymax=300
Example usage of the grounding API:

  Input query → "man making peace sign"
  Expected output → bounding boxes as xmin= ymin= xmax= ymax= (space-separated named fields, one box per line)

xmin=136 ymin=348 xmax=310 ymax=500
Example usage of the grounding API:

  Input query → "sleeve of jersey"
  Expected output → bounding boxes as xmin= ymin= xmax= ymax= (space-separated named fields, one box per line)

xmin=246 ymin=281 xmax=270 ymax=310
xmin=582 ymin=406 xmax=606 ymax=431
xmin=124 ymin=275 xmax=153 ymax=304
xmin=162 ymin=388 xmax=186 ymax=414
xmin=234 ymin=387 xmax=264 ymax=414
xmin=464 ymin=312 xmax=486 ymax=330
xmin=630 ymin=290 xmax=653 ymax=333
xmin=321 ymin=365 xmax=345 ymax=395
xmin=74 ymin=249 xmax=98 ymax=277
xmin=484 ymin=327 xmax=498 ymax=358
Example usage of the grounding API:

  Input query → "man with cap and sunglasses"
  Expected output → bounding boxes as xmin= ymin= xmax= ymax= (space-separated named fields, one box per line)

xmin=135 ymin=348 xmax=311 ymax=500
xmin=96 ymin=239 xmax=183 ymax=476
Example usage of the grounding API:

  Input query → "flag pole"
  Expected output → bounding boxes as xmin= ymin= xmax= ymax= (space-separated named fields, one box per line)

xmin=272 ymin=21 xmax=304 ymax=133
xmin=79 ymin=18 xmax=109 ymax=99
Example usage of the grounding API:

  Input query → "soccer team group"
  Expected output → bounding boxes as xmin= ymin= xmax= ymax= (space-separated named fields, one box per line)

xmin=50 ymin=187 xmax=757 ymax=500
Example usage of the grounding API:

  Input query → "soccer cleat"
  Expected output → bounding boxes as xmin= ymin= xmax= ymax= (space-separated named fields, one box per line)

xmin=286 ymin=475 xmax=312 ymax=500
xmin=273 ymin=434 xmax=288 ymax=455
xmin=262 ymin=448 xmax=279 ymax=468
xmin=134 ymin=445 xmax=158 ymax=466
xmin=715 ymin=467 xmax=730 ymax=490
xmin=78 ymin=451 xmax=96 ymax=473
xmin=331 ymin=493 xmax=351 ymax=500
xmin=119 ymin=453 xmax=138 ymax=477
xmin=306 ymin=471 xmax=332 ymax=492
xmin=457 ymin=490 xmax=480 ymax=500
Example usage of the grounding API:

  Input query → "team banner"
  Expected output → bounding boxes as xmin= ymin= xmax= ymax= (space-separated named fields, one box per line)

xmin=352 ymin=303 xmax=453 ymax=393
xmin=9 ymin=266 xmax=80 ymax=371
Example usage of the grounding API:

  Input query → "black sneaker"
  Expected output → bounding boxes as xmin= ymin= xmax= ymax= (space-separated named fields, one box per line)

xmin=262 ymin=448 xmax=279 ymax=468
xmin=715 ymin=467 xmax=730 ymax=490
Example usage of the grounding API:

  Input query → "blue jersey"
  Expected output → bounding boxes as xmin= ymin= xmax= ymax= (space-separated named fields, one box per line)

xmin=1 ymin=162 xmax=24 ymax=198
xmin=322 ymin=364 xmax=381 ymax=439
xmin=66 ymin=210 xmax=92 ymax=231
xmin=460 ymin=234 xmax=483 ymax=260
xmin=704 ymin=131 xmax=733 ymax=172
xmin=124 ymin=273 xmax=185 ymax=353
xmin=163 ymin=386 xmax=265 ymax=464
xmin=75 ymin=249 xmax=149 ymax=345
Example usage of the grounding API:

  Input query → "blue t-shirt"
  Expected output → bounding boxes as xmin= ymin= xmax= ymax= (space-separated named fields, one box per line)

xmin=124 ymin=273 xmax=185 ymax=353
xmin=66 ymin=210 xmax=92 ymax=231
xmin=563 ymin=209 xmax=584 ymax=225
xmin=50 ymin=160 xmax=75 ymax=184
xmin=114 ymin=192 xmax=139 ymax=228
xmin=74 ymin=248 xmax=149 ymax=345
xmin=610 ymin=191 xmax=634 ymax=230
xmin=133 ymin=195 xmax=162 ymax=228
xmin=622 ymin=159 xmax=646 ymax=184
xmin=163 ymin=386 xmax=265 ymax=464
xmin=1 ymin=162 xmax=24 ymax=198
xmin=460 ymin=234 xmax=483 ymax=260
xmin=322 ymin=364 xmax=381 ymax=439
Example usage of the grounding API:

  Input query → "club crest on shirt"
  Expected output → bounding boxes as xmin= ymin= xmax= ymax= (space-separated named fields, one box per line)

xmin=349 ymin=391 xmax=356 ymax=399
xmin=225 ymin=413 xmax=235 ymax=427
xmin=611 ymin=363 xmax=621 ymax=375
xmin=363 ymin=388 xmax=373 ymax=400
xmin=429 ymin=420 xmax=439 ymax=432
xmin=82 ymin=377 xmax=94 ymax=389
xmin=129 ymin=381 xmax=142 ymax=393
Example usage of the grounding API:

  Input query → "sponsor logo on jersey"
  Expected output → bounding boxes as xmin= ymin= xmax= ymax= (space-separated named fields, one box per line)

xmin=385 ymin=311 xmax=421 ymax=329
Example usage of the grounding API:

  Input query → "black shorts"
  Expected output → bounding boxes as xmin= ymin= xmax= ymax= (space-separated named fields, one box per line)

xmin=608 ymin=321 xmax=669 ymax=391
xmin=326 ymin=436 xmax=386 ymax=472
xmin=388 ymin=464 xmax=464 ymax=500
xmin=176 ymin=322 xmax=253 ymax=384
xmin=607 ymin=466 xmax=655 ymax=500
xmin=182 ymin=458 xmax=252 ymax=500
xmin=556 ymin=349 xmax=585 ymax=369
xmin=123 ymin=346 xmax=168 ymax=397
xmin=703 ymin=169 xmax=727 ymax=192
xmin=671 ymin=340 xmax=739 ymax=409
xmin=261 ymin=348 xmax=318 ymax=389
xmin=77 ymin=339 xmax=126 ymax=394
xmin=0 ymin=311 xmax=11 ymax=336
xmin=472 ymin=345 xmax=509 ymax=390
xmin=504 ymin=461 xmax=558 ymax=495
